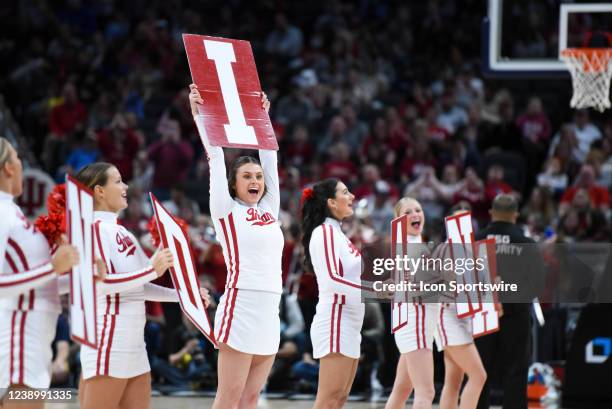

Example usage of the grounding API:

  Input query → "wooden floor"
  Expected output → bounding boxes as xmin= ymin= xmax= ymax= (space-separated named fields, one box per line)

xmin=43 ymin=395 xmax=544 ymax=408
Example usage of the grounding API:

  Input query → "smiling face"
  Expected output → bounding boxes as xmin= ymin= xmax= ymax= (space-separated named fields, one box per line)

xmin=234 ymin=162 xmax=265 ymax=206
xmin=327 ymin=181 xmax=354 ymax=220
xmin=95 ymin=166 xmax=128 ymax=213
xmin=395 ymin=198 xmax=425 ymax=236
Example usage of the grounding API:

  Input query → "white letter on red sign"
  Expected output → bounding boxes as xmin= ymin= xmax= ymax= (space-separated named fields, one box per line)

xmin=204 ymin=39 xmax=257 ymax=145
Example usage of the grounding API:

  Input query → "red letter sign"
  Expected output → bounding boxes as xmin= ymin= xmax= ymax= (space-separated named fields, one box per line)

xmin=66 ymin=176 xmax=98 ymax=348
xmin=183 ymin=34 xmax=277 ymax=150
xmin=150 ymin=193 xmax=217 ymax=347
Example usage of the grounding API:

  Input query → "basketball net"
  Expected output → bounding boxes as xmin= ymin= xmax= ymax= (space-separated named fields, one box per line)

xmin=561 ymin=48 xmax=612 ymax=112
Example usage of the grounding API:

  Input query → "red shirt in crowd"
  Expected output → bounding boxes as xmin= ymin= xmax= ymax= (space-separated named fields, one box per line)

xmin=49 ymin=102 xmax=87 ymax=137
xmin=560 ymin=186 xmax=610 ymax=208
xmin=97 ymin=128 xmax=141 ymax=181
xmin=148 ymin=139 xmax=194 ymax=188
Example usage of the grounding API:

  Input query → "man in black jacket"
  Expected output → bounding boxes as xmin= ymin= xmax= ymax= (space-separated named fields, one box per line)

xmin=475 ymin=194 xmax=545 ymax=409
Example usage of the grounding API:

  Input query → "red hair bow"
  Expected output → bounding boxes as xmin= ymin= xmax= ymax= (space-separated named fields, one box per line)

xmin=300 ymin=187 xmax=314 ymax=208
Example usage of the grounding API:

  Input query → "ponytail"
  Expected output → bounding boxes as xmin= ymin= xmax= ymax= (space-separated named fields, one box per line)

xmin=300 ymin=178 xmax=339 ymax=272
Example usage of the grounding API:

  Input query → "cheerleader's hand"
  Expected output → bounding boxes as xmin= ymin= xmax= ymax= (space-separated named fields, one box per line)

xmin=52 ymin=245 xmax=80 ymax=275
xmin=189 ymin=83 xmax=204 ymax=116
xmin=153 ymin=248 xmax=174 ymax=277
xmin=261 ymin=92 xmax=270 ymax=113
xmin=94 ymin=258 xmax=107 ymax=281
xmin=199 ymin=287 xmax=214 ymax=308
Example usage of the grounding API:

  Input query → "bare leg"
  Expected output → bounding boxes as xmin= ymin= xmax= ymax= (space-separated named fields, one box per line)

xmin=80 ymin=376 xmax=128 ymax=409
xmin=385 ymin=355 xmax=414 ymax=409
xmin=237 ymin=354 xmax=276 ymax=409
xmin=212 ymin=344 xmax=253 ymax=409
xmin=439 ymin=353 xmax=464 ymax=409
xmin=404 ymin=349 xmax=435 ymax=409
xmin=313 ymin=353 xmax=359 ymax=409
xmin=118 ymin=372 xmax=152 ymax=409
xmin=445 ymin=344 xmax=486 ymax=409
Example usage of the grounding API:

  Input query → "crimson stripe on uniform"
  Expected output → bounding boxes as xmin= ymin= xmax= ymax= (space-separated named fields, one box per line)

xmin=18 ymin=312 xmax=27 ymax=384
xmin=96 ymin=296 xmax=111 ymax=375
xmin=336 ymin=295 xmax=344 ymax=353
xmin=218 ymin=218 xmax=235 ymax=288
xmin=227 ymin=214 xmax=240 ymax=288
xmin=222 ymin=289 xmax=238 ymax=343
xmin=421 ymin=304 xmax=427 ymax=349
xmin=440 ymin=305 xmax=449 ymax=346
xmin=9 ymin=311 xmax=16 ymax=383
xmin=322 ymin=225 xmax=363 ymax=290
xmin=414 ymin=301 xmax=421 ymax=349
xmin=0 ymin=268 xmax=53 ymax=288
xmin=104 ymin=315 xmax=117 ymax=375
xmin=330 ymin=294 xmax=337 ymax=353
xmin=94 ymin=221 xmax=108 ymax=266
xmin=102 ymin=268 xmax=154 ymax=284
xmin=217 ymin=288 xmax=232 ymax=342
xmin=329 ymin=228 xmax=338 ymax=274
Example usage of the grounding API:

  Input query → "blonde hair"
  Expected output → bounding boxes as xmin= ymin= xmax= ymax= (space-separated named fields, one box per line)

xmin=0 ymin=137 xmax=12 ymax=169
xmin=393 ymin=196 xmax=420 ymax=218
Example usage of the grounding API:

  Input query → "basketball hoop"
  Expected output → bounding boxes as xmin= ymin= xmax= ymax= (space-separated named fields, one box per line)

xmin=561 ymin=48 xmax=612 ymax=112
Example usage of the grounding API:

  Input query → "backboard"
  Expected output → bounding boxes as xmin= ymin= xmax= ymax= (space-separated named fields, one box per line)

xmin=483 ymin=0 xmax=612 ymax=77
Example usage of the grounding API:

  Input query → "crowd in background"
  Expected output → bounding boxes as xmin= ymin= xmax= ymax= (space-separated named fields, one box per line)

xmin=1 ymin=0 xmax=611 ymax=397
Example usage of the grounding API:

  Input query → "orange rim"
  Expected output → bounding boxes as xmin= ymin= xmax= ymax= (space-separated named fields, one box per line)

xmin=561 ymin=48 xmax=612 ymax=72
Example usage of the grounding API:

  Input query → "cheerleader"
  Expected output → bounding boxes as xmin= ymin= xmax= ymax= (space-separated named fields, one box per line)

xmin=386 ymin=197 xmax=437 ymax=409
xmin=189 ymin=84 xmax=284 ymax=409
xmin=435 ymin=202 xmax=486 ymax=409
xmin=73 ymin=162 xmax=210 ymax=409
xmin=0 ymin=137 xmax=79 ymax=409
xmin=301 ymin=178 xmax=367 ymax=409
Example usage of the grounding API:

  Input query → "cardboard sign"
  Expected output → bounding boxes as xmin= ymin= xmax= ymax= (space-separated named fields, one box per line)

xmin=444 ymin=211 xmax=483 ymax=318
xmin=471 ymin=238 xmax=501 ymax=338
xmin=183 ymin=34 xmax=277 ymax=150
xmin=150 ymin=193 xmax=218 ymax=347
xmin=66 ymin=176 xmax=98 ymax=348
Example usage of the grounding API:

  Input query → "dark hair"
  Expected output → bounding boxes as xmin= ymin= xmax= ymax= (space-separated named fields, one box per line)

xmin=227 ymin=156 xmax=266 ymax=199
xmin=74 ymin=162 xmax=115 ymax=191
xmin=300 ymin=178 xmax=339 ymax=272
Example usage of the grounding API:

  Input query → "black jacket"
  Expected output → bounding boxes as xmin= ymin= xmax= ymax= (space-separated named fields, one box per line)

xmin=475 ymin=221 xmax=545 ymax=314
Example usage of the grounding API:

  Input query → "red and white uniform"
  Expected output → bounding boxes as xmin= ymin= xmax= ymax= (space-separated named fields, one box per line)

xmin=195 ymin=115 xmax=284 ymax=355
xmin=0 ymin=191 xmax=59 ymax=389
xmin=392 ymin=235 xmax=438 ymax=353
xmin=80 ymin=211 xmax=179 ymax=379
xmin=432 ymin=243 xmax=473 ymax=351
xmin=309 ymin=218 xmax=365 ymax=359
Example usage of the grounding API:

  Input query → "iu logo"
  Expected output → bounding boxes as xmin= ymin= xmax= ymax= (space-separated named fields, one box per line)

xmin=585 ymin=337 xmax=611 ymax=364
xmin=116 ymin=232 xmax=136 ymax=256
xmin=16 ymin=169 xmax=55 ymax=217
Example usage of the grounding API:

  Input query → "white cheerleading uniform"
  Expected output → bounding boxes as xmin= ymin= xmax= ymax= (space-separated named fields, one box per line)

xmin=432 ymin=243 xmax=473 ymax=351
xmin=80 ymin=211 xmax=179 ymax=379
xmin=309 ymin=218 xmax=366 ymax=359
xmin=392 ymin=234 xmax=438 ymax=353
xmin=195 ymin=115 xmax=284 ymax=355
xmin=0 ymin=191 xmax=59 ymax=389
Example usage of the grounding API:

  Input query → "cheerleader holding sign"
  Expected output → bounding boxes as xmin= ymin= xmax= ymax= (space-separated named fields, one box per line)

xmin=0 ymin=137 xmax=79 ymax=409
xmin=190 ymin=84 xmax=284 ymax=409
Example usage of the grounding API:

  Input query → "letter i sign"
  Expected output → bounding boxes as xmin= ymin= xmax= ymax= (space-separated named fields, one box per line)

xmin=183 ymin=34 xmax=278 ymax=150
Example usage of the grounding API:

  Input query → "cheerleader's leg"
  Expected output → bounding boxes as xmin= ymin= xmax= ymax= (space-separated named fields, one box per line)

xmin=444 ymin=344 xmax=486 ymax=409
xmin=236 ymin=354 xmax=275 ymax=409
xmin=384 ymin=356 xmax=414 ymax=409
xmin=439 ymin=353 xmax=464 ymax=409
xmin=79 ymin=375 xmax=128 ymax=409
xmin=118 ymin=372 xmax=151 ymax=409
xmin=212 ymin=344 xmax=252 ymax=409
xmin=313 ymin=353 xmax=359 ymax=409
xmin=404 ymin=350 xmax=435 ymax=409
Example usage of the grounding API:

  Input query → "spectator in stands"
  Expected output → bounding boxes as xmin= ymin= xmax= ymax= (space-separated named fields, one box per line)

xmin=147 ymin=117 xmax=194 ymax=201
xmin=284 ymin=124 xmax=315 ymax=171
xmin=322 ymin=142 xmax=358 ymax=184
xmin=453 ymin=167 xmax=488 ymax=223
xmin=49 ymin=82 xmax=87 ymax=138
xmin=570 ymin=109 xmax=602 ymax=163
xmin=559 ymin=165 xmax=610 ymax=217
xmin=558 ymin=188 xmax=609 ymax=242
xmin=63 ymin=129 xmax=101 ymax=177
xmin=478 ymin=97 xmax=523 ymax=153
xmin=96 ymin=112 xmax=143 ymax=182
xmin=537 ymin=158 xmax=569 ymax=199
xmin=354 ymin=164 xmax=398 ymax=200
xmin=318 ymin=115 xmax=352 ymax=156
xmin=484 ymin=164 xmax=514 ymax=203
xmin=265 ymin=12 xmax=304 ymax=59
xmin=521 ymin=186 xmax=557 ymax=230
xmin=437 ymin=90 xmax=468 ymax=135
xmin=365 ymin=180 xmax=395 ymax=233
xmin=516 ymin=97 xmax=551 ymax=146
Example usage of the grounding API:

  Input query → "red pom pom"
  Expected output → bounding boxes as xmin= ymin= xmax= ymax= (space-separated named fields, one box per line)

xmin=147 ymin=215 xmax=191 ymax=248
xmin=47 ymin=184 xmax=66 ymax=216
xmin=34 ymin=213 xmax=65 ymax=247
